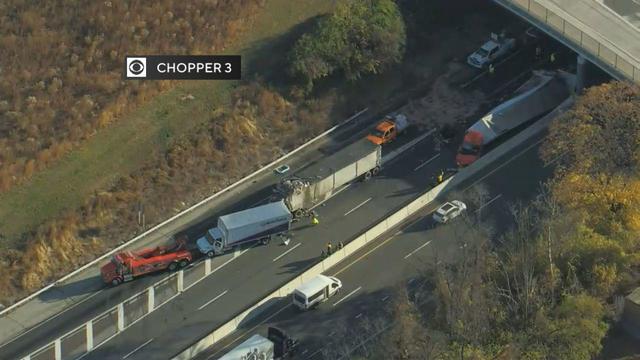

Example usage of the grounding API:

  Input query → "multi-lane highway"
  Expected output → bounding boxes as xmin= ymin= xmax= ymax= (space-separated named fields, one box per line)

xmin=2 ymin=27 xmax=562 ymax=360
xmin=194 ymin=118 xmax=554 ymax=360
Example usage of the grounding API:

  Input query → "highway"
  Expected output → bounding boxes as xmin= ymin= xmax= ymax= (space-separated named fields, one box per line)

xmin=2 ymin=26 xmax=556 ymax=360
xmin=194 ymin=119 xmax=554 ymax=360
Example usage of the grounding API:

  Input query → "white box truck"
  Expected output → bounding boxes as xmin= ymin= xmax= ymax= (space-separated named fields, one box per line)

xmin=274 ymin=139 xmax=381 ymax=218
xmin=292 ymin=274 xmax=342 ymax=310
xmin=217 ymin=327 xmax=298 ymax=360
xmin=197 ymin=200 xmax=293 ymax=257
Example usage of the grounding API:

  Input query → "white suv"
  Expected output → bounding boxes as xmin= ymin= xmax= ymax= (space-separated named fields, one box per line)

xmin=433 ymin=200 xmax=467 ymax=223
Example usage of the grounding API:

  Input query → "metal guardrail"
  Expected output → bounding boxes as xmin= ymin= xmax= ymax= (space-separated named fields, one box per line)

xmin=495 ymin=0 xmax=639 ymax=84
xmin=0 ymin=108 xmax=367 ymax=320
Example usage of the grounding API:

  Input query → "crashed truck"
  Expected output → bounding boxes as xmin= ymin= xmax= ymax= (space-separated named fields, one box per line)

xmin=456 ymin=70 xmax=573 ymax=167
xmin=274 ymin=139 xmax=382 ymax=218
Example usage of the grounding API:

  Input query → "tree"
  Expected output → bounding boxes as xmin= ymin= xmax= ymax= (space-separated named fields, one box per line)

xmin=290 ymin=0 xmax=406 ymax=91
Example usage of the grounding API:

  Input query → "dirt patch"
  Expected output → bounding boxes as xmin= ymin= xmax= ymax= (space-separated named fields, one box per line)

xmin=403 ymin=62 xmax=485 ymax=130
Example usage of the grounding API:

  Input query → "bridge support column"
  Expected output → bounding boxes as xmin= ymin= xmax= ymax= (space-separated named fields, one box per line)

xmin=576 ymin=55 xmax=587 ymax=93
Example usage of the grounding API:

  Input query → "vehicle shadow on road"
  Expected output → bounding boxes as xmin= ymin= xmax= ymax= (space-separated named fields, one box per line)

xmin=277 ymin=258 xmax=317 ymax=275
xmin=38 ymin=275 xmax=103 ymax=302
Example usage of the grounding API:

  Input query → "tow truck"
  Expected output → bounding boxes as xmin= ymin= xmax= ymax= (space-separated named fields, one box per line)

xmin=100 ymin=237 xmax=192 ymax=286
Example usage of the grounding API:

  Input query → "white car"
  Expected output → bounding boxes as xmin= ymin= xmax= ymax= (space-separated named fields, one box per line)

xmin=467 ymin=34 xmax=516 ymax=69
xmin=274 ymin=164 xmax=290 ymax=175
xmin=433 ymin=200 xmax=467 ymax=223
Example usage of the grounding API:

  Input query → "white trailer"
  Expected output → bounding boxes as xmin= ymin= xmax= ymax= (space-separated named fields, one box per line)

xmin=218 ymin=334 xmax=274 ymax=360
xmin=197 ymin=200 xmax=293 ymax=257
xmin=274 ymin=139 xmax=381 ymax=217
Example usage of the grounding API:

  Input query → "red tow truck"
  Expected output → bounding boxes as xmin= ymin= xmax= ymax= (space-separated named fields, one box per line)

xmin=100 ymin=237 xmax=192 ymax=286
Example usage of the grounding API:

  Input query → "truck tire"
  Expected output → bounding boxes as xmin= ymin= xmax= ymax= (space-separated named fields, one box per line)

xmin=111 ymin=278 xmax=123 ymax=286
xmin=260 ymin=237 xmax=270 ymax=245
xmin=372 ymin=166 xmax=380 ymax=175
xmin=178 ymin=259 xmax=189 ymax=268
xmin=294 ymin=209 xmax=305 ymax=218
xmin=206 ymin=251 xmax=215 ymax=258
xmin=363 ymin=171 xmax=372 ymax=181
xmin=168 ymin=262 xmax=178 ymax=271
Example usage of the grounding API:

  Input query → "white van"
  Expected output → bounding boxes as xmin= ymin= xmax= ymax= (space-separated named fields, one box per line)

xmin=292 ymin=275 xmax=342 ymax=310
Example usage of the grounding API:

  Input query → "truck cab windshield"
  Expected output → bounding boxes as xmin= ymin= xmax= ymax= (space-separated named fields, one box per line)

xmin=460 ymin=142 xmax=480 ymax=155
xmin=373 ymin=129 xmax=385 ymax=138
xmin=205 ymin=231 xmax=217 ymax=244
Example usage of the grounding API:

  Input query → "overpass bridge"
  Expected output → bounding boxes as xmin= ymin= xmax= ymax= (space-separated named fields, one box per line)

xmin=494 ymin=0 xmax=640 ymax=86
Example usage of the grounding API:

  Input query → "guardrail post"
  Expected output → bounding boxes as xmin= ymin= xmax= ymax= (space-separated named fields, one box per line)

xmin=205 ymin=258 xmax=211 ymax=275
xmin=54 ymin=338 xmax=62 ymax=360
xmin=148 ymin=286 xmax=155 ymax=312
xmin=86 ymin=320 xmax=94 ymax=351
xmin=177 ymin=270 xmax=184 ymax=293
xmin=117 ymin=303 xmax=125 ymax=331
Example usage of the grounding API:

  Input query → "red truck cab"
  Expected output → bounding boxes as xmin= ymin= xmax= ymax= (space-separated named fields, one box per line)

xmin=456 ymin=131 xmax=484 ymax=167
xmin=100 ymin=238 xmax=192 ymax=286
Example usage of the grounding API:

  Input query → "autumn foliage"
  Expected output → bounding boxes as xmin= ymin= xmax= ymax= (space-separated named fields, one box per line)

xmin=0 ymin=0 xmax=264 ymax=191
xmin=0 ymin=82 xmax=330 ymax=304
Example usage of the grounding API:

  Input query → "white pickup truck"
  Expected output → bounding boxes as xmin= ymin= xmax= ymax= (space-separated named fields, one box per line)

xmin=467 ymin=33 xmax=516 ymax=69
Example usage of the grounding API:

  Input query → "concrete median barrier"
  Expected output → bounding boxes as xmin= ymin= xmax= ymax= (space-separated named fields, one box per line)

xmin=171 ymin=97 xmax=574 ymax=360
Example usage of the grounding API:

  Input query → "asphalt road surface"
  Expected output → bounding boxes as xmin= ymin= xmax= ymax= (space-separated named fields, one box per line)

xmin=3 ymin=25 xmax=560 ymax=360
xmin=195 ymin=121 xmax=554 ymax=360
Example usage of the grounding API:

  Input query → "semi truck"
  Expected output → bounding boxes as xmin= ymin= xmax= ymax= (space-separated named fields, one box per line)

xmin=218 ymin=327 xmax=298 ymax=360
xmin=366 ymin=113 xmax=410 ymax=145
xmin=196 ymin=200 xmax=293 ymax=258
xmin=274 ymin=138 xmax=382 ymax=218
xmin=456 ymin=70 xmax=571 ymax=167
xmin=100 ymin=237 xmax=192 ymax=286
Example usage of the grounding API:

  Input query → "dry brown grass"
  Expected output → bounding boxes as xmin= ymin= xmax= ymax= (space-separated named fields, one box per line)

xmin=0 ymin=0 xmax=264 ymax=192
xmin=0 ymin=82 xmax=331 ymax=303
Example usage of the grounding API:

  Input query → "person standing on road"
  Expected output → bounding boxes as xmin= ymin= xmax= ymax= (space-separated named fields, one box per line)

xmin=327 ymin=242 xmax=333 ymax=255
xmin=550 ymin=52 xmax=556 ymax=64
xmin=488 ymin=63 xmax=495 ymax=75
xmin=437 ymin=170 xmax=444 ymax=184
xmin=282 ymin=235 xmax=291 ymax=246
xmin=535 ymin=45 xmax=542 ymax=60
xmin=338 ymin=241 xmax=344 ymax=250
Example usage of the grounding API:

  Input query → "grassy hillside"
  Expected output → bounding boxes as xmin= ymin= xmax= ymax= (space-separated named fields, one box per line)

xmin=0 ymin=0 xmax=336 ymax=248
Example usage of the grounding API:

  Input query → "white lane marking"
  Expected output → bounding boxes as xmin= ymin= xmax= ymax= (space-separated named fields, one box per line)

xmin=333 ymin=287 xmax=361 ymax=307
xmin=381 ymin=296 xmax=390 ymax=302
xmin=344 ymin=198 xmax=372 ymax=216
xmin=211 ymin=248 xmax=250 ymax=273
xmin=249 ymin=196 xmax=271 ymax=207
xmin=122 ymin=338 xmax=154 ymax=359
xmin=413 ymin=154 xmax=441 ymax=172
xmin=407 ymin=278 xmax=416 ymax=285
xmin=475 ymin=194 xmax=503 ymax=213
xmin=198 ymin=290 xmax=228 ymax=310
xmin=404 ymin=241 xmax=432 ymax=259
xmin=273 ymin=243 xmax=301 ymax=262
xmin=355 ymin=313 xmax=363 ymax=319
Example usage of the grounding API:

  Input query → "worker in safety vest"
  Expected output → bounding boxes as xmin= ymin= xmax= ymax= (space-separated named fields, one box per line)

xmin=312 ymin=216 xmax=319 ymax=225
xmin=437 ymin=170 xmax=444 ymax=184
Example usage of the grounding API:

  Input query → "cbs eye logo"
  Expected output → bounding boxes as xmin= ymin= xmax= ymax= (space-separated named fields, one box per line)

xmin=126 ymin=57 xmax=147 ymax=78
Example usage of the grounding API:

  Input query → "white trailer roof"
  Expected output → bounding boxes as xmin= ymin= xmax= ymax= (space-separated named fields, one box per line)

xmin=295 ymin=274 xmax=334 ymax=297
xmin=468 ymin=70 xmax=570 ymax=143
xmin=217 ymin=334 xmax=272 ymax=360
xmin=219 ymin=200 xmax=291 ymax=231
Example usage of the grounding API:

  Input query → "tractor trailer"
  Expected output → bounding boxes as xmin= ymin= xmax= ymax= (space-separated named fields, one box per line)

xmin=274 ymin=138 xmax=382 ymax=217
xmin=196 ymin=200 xmax=293 ymax=257
xmin=217 ymin=327 xmax=298 ymax=360
xmin=456 ymin=70 xmax=571 ymax=167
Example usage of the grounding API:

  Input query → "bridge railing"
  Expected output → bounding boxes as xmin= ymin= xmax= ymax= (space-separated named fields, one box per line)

xmin=496 ymin=0 xmax=639 ymax=85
